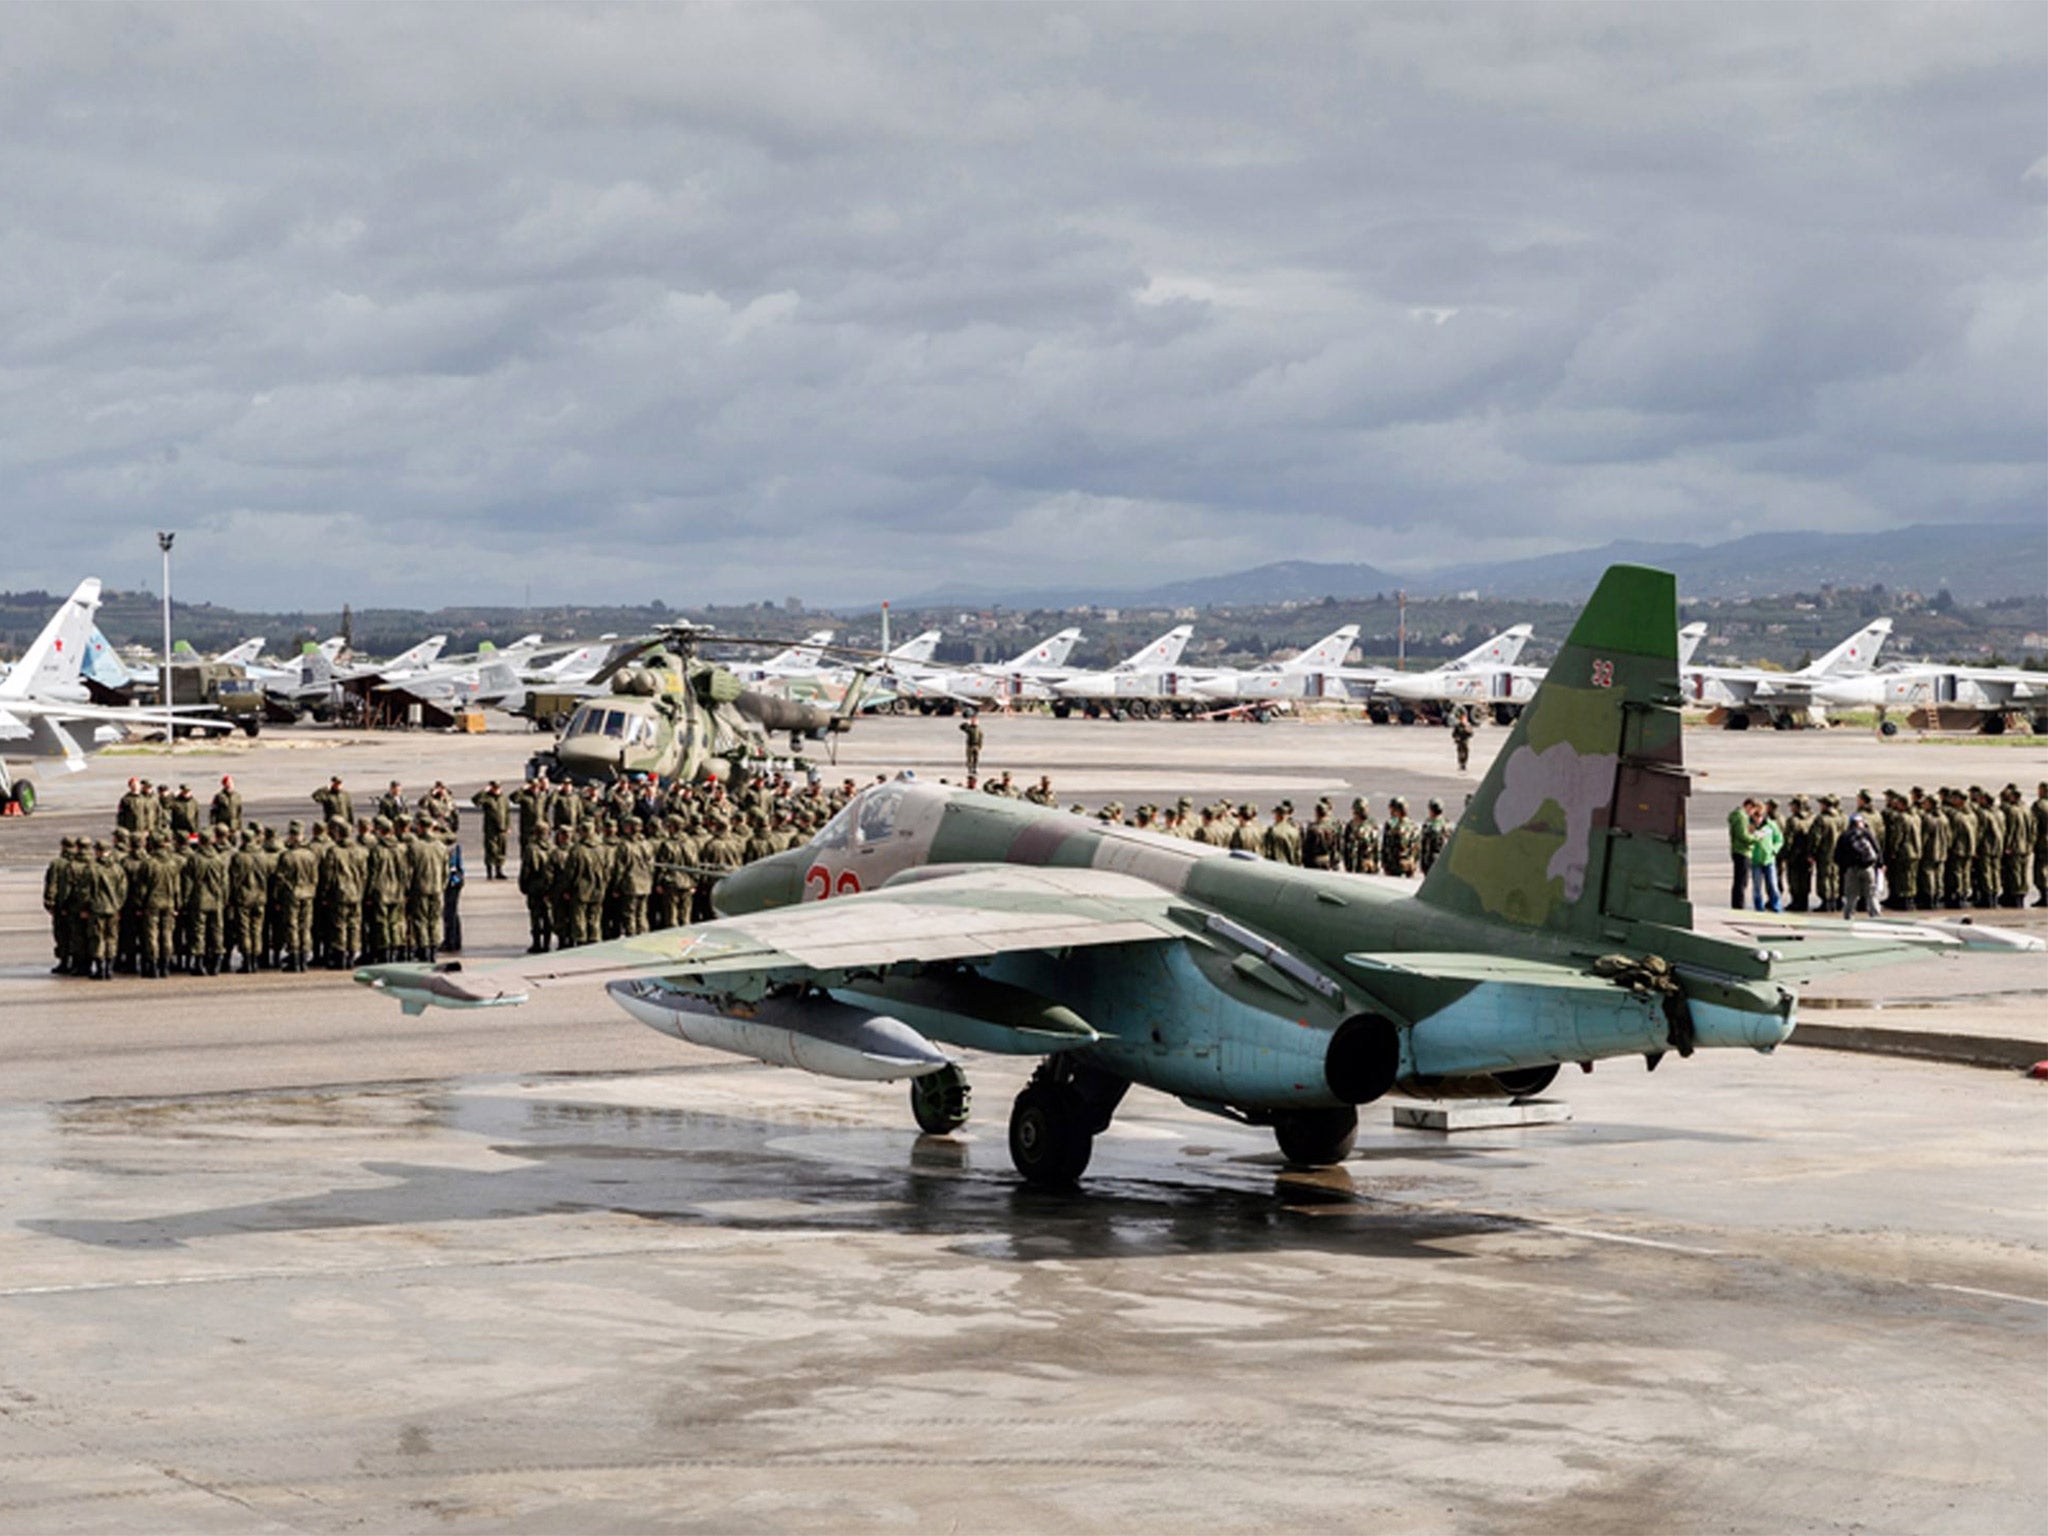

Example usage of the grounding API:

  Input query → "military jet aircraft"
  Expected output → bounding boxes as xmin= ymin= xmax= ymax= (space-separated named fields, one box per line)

xmin=1367 ymin=623 xmax=1704 ymax=725
xmin=1678 ymin=618 xmax=1893 ymax=729
xmin=361 ymin=564 xmax=2038 ymax=1186
xmin=1822 ymin=661 xmax=2048 ymax=737
xmin=880 ymin=627 xmax=1085 ymax=712
xmin=1185 ymin=624 xmax=1363 ymax=706
xmin=1048 ymin=624 xmax=1207 ymax=716
xmin=0 ymin=579 xmax=226 ymax=812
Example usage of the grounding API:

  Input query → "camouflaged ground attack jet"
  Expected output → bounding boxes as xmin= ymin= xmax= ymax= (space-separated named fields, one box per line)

xmin=361 ymin=565 xmax=2040 ymax=1187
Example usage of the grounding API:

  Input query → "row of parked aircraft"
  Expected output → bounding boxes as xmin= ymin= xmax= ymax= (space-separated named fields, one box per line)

xmin=5 ymin=578 xmax=2043 ymax=812
xmin=749 ymin=612 xmax=2045 ymax=736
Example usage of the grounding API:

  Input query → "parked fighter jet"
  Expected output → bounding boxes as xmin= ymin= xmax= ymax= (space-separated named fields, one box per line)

xmin=883 ymin=627 xmax=1085 ymax=712
xmin=360 ymin=564 xmax=2038 ymax=1187
xmin=1828 ymin=661 xmax=2048 ymax=736
xmin=1363 ymin=624 xmax=1540 ymax=722
xmin=1048 ymin=624 xmax=1205 ymax=715
xmin=277 ymin=634 xmax=450 ymax=718
xmin=0 ymin=579 xmax=224 ymax=812
xmin=1679 ymin=619 xmax=1893 ymax=729
xmin=1187 ymin=625 xmax=1363 ymax=706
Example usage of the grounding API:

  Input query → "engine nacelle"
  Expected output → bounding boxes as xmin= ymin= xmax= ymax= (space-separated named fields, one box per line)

xmin=605 ymin=981 xmax=950 ymax=1081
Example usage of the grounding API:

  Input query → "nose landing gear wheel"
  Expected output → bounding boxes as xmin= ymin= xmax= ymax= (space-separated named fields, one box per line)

xmin=1008 ymin=1083 xmax=1094 ymax=1186
xmin=910 ymin=1063 xmax=972 ymax=1135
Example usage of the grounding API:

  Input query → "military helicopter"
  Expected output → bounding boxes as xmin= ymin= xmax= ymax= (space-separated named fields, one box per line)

xmin=526 ymin=622 xmax=869 ymax=787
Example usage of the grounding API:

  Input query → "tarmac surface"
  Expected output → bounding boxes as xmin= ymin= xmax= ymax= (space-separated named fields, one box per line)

xmin=2 ymin=715 xmax=2044 ymax=1533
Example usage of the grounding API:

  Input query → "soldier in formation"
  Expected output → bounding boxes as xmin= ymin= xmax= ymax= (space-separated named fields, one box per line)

xmin=1750 ymin=782 xmax=2042 ymax=914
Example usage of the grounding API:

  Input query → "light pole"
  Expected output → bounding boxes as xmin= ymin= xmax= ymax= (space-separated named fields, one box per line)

xmin=158 ymin=531 xmax=175 ymax=753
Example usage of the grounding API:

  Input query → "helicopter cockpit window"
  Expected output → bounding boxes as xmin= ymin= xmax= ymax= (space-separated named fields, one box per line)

xmin=566 ymin=705 xmax=598 ymax=738
xmin=601 ymin=710 xmax=627 ymax=739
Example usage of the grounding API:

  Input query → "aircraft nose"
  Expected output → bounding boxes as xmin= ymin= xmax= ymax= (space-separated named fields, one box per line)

xmin=712 ymin=849 xmax=805 ymax=918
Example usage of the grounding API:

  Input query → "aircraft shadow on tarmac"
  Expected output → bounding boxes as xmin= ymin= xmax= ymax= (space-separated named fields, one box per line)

xmin=24 ymin=1104 xmax=1580 ymax=1263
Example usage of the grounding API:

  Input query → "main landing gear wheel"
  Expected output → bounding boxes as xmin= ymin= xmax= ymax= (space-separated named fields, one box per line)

xmin=1272 ymin=1107 xmax=1358 ymax=1168
xmin=910 ymin=1063 xmax=972 ymax=1135
xmin=1008 ymin=1084 xmax=1094 ymax=1186
xmin=8 ymin=778 xmax=35 ymax=815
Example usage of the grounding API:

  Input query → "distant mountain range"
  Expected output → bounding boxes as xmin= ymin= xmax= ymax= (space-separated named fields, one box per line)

xmin=899 ymin=522 xmax=2045 ymax=610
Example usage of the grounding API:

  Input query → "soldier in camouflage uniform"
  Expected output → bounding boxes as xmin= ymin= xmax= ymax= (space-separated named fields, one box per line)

xmin=520 ymin=829 xmax=557 ymax=952
xmin=230 ymin=829 xmax=269 ymax=971
xmin=1880 ymin=791 xmax=1919 ymax=911
xmin=1782 ymin=796 xmax=1816 ymax=912
xmin=1969 ymin=786 xmax=2002 ymax=908
xmin=1999 ymin=784 xmax=2033 ymax=908
xmin=1451 ymin=708 xmax=1475 ymax=772
xmin=1262 ymin=802 xmax=1303 ymax=866
xmin=1342 ymin=799 xmax=1378 ymax=874
xmin=1418 ymin=799 xmax=1450 ymax=875
xmin=1302 ymin=801 xmax=1342 ymax=871
xmin=1379 ymin=797 xmax=1421 ymax=878
xmin=1940 ymin=789 xmax=1974 ymax=910
xmin=471 ymin=781 xmax=510 ymax=878
xmin=86 ymin=840 xmax=126 ymax=981
xmin=210 ymin=775 xmax=244 ymax=833
xmin=1811 ymin=794 xmax=1845 ymax=911
xmin=1913 ymin=789 xmax=1947 ymax=912
xmin=275 ymin=822 xmax=320 ymax=972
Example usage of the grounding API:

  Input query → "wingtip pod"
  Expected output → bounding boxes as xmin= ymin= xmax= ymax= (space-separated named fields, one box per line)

xmin=353 ymin=962 xmax=528 ymax=1011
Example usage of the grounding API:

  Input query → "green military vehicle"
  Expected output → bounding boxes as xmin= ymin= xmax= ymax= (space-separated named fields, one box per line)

xmin=153 ymin=661 xmax=263 ymax=737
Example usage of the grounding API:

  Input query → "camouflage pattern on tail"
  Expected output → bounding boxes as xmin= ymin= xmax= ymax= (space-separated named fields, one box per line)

xmin=1417 ymin=564 xmax=1690 ymax=938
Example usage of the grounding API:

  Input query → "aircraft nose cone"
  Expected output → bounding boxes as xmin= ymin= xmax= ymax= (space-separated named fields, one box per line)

xmin=712 ymin=850 xmax=805 ymax=918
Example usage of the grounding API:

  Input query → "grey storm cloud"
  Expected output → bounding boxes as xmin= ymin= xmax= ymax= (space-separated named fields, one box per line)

xmin=0 ymin=2 xmax=2041 ymax=608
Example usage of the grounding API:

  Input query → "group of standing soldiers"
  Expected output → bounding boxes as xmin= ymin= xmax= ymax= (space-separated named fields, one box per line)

xmin=1052 ymin=790 xmax=1455 ymax=878
xmin=505 ymin=769 xmax=863 ymax=953
xmin=42 ymin=774 xmax=466 ymax=980
xmin=1736 ymin=782 xmax=2047 ymax=914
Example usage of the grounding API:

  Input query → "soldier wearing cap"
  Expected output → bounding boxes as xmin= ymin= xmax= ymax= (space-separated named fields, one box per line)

xmin=520 ymin=823 xmax=558 ymax=952
xmin=1303 ymin=801 xmax=1342 ymax=871
xmin=210 ymin=774 xmax=244 ymax=833
xmin=191 ymin=826 xmax=230 ymax=974
xmin=1024 ymin=774 xmax=1055 ymax=807
xmin=1418 ymin=798 xmax=1450 ymax=874
xmin=405 ymin=816 xmax=448 ymax=961
xmin=1451 ymin=707 xmax=1475 ymax=772
xmin=1226 ymin=803 xmax=1261 ymax=855
xmin=471 ymin=780 xmax=510 ymax=879
xmin=1188 ymin=806 xmax=1223 ymax=846
xmin=138 ymin=833 xmax=179 ymax=979
xmin=273 ymin=821 xmax=320 ymax=971
xmin=1878 ymin=791 xmax=1919 ymax=911
xmin=1342 ymin=798 xmax=1378 ymax=875
xmin=1782 ymin=795 xmax=1817 ymax=912
xmin=43 ymin=838 xmax=76 ymax=976
xmin=1913 ymin=789 xmax=1948 ymax=912
xmin=1999 ymin=784 xmax=2033 ymax=908
xmin=1938 ymin=789 xmax=1973 ymax=910
xmin=229 ymin=827 xmax=268 ymax=971
xmin=85 ymin=839 xmax=126 ymax=981
xmin=117 ymin=777 xmax=151 ymax=834
xmin=377 ymin=780 xmax=408 ymax=826
xmin=1380 ymin=797 xmax=1420 ymax=877
xmin=168 ymin=784 xmax=201 ymax=839
xmin=313 ymin=776 xmax=354 ymax=827
xmin=1968 ymin=786 xmax=2002 ymax=908
xmin=1811 ymin=794 xmax=1846 ymax=911
xmin=1262 ymin=801 xmax=1302 ymax=866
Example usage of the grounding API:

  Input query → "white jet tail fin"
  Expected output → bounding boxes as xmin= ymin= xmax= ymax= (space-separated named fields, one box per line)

xmin=298 ymin=644 xmax=335 ymax=688
xmin=889 ymin=630 xmax=942 ymax=665
xmin=1 ymin=578 xmax=102 ymax=700
xmin=1117 ymin=624 xmax=1194 ymax=672
xmin=1449 ymin=623 xmax=1533 ymax=670
xmin=83 ymin=627 xmax=135 ymax=691
xmin=1285 ymin=624 xmax=1359 ymax=672
xmin=317 ymin=636 xmax=347 ymax=662
xmin=1807 ymin=618 xmax=1891 ymax=678
xmin=385 ymin=635 xmax=447 ymax=672
xmin=1677 ymin=622 xmax=1707 ymax=668
xmin=217 ymin=637 xmax=266 ymax=667
xmin=1007 ymin=627 xmax=1083 ymax=670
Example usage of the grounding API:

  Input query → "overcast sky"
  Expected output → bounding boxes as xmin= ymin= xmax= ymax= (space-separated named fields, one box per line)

xmin=2 ymin=3 xmax=2042 ymax=610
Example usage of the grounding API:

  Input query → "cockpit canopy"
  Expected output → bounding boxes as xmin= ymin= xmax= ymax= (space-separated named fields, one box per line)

xmin=564 ymin=704 xmax=658 ymax=749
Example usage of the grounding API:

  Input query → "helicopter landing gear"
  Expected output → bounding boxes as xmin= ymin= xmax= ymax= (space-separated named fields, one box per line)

xmin=910 ymin=1063 xmax=972 ymax=1135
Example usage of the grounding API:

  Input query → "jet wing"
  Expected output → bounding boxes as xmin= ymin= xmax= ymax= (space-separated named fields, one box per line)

xmin=358 ymin=865 xmax=1186 ymax=1012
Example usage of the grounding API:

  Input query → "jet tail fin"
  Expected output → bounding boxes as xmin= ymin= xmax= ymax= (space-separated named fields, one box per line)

xmin=1417 ymin=565 xmax=1691 ymax=938
xmin=0 ymin=579 xmax=102 ymax=700
xmin=1450 ymin=624 xmax=1533 ymax=669
xmin=1285 ymin=624 xmax=1359 ymax=672
xmin=1805 ymin=618 xmax=1891 ymax=678
xmin=1676 ymin=622 xmax=1706 ymax=668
